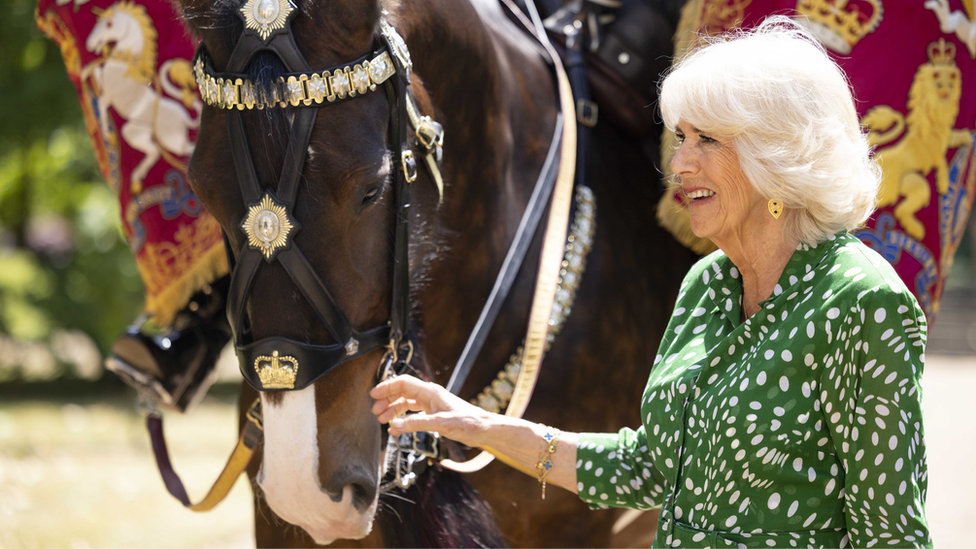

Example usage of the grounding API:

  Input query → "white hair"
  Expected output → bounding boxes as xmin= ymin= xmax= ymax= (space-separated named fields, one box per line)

xmin=660 ymin=16 xmax=881 ymax=246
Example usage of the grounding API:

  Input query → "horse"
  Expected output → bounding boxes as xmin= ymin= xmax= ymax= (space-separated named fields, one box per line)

xmin=176 ymin=0 xmax=696 ymax=545
xmin=85 ymin=1 xmax=200 ymax=186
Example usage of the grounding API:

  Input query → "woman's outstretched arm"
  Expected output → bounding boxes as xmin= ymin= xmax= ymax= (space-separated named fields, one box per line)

xmin=370 ymin=375 xmax=579 ymax=494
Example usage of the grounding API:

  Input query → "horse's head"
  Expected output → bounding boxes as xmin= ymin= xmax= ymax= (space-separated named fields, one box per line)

xmin=86 ymin=3 xmax=145 ymax=54
xmin=179 ymin=0 xmax=441 ymax=542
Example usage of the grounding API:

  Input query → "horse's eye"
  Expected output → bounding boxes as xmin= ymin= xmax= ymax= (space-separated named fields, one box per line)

xmin=362 ymin=186 xmax=380 ymax=205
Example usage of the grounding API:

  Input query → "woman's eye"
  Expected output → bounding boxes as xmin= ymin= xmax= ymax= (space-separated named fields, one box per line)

xmin=699 ymin=134 xmax=715 ymax=143
xmin=675 ymin=133 xmax=686 ymax=143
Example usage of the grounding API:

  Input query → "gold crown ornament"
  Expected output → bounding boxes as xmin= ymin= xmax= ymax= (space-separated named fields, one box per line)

xmin=255 ymin=350 xmax=299 ymax=389
xmin=928 ymin=38 xmax=957 ymax=65
xmin=795 ymin=0 xmax=883 ymax=54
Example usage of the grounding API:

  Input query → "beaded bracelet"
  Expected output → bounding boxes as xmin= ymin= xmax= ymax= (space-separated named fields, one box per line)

xmin=535 ymin=426 xmax=559 ymax=499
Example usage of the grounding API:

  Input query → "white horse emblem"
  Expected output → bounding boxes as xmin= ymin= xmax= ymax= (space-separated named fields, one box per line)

xmin=84 ymin=1 xmax=200 ymax=187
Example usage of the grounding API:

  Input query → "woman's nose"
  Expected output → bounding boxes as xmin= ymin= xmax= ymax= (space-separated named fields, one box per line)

xmin=670 ymin=141 xmax=697 ymax=176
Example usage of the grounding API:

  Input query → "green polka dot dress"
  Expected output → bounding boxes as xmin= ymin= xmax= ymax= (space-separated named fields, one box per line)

xmin=576 ymin=233 xmax=931 ymax=548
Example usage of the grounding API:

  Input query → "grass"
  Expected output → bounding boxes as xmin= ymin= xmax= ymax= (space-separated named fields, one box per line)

xmin=0 ymin=385 xmax=254 ymax=548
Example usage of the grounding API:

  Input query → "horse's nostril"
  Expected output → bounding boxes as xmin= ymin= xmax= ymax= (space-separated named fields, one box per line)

xmin=348 ymin=478 xmax=377 ymax=514
xmin=320 ymin=467 xmax=377 ymax=514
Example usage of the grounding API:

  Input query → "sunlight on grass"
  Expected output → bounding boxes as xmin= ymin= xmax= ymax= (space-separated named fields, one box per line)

xmin=0 ymin=391 xmax=254 ymax=548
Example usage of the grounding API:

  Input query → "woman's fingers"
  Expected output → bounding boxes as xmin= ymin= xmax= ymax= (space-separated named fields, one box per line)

xmin=376 ymin=398 xmax=425 ymax=424
xmin=370 ymin=375 xmax=441 ymax=406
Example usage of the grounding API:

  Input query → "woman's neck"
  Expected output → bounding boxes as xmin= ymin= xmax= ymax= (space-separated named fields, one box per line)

xmin=714 ymin=224 xmax=800 ymax=322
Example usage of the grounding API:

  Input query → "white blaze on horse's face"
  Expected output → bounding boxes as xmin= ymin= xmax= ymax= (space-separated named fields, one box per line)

xmin=258 ymin=386 xmax=379 ymax=544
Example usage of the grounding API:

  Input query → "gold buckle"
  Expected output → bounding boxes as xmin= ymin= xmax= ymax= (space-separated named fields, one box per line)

xmin=401 ymin=150 xmax=418 ymax=183
xmin=412 ymin=431 xmax=440 ymax=459
xmin=576 ymin=99 xmax=598 ymax=128
xmin=415 ymin=116 xmax=443 ymax=151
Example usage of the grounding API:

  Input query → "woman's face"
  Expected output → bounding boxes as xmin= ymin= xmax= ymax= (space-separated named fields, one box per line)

xmin=671 ymin=120 xmax=766 ymax=244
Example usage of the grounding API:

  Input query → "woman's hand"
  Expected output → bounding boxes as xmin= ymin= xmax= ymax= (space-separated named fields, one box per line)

xmin=370 ymin=376 xmax=493 ymax=448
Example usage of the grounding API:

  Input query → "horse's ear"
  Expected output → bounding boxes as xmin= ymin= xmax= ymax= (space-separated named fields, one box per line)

xmin=173 ymin=0 xmax=242 ymax=64
xmin=172 ymin=0 xmax=205 ymax=35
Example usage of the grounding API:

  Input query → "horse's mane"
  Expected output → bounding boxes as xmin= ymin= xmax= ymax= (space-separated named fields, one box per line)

xmin=378 ymin=466 xmax=509 ymax=548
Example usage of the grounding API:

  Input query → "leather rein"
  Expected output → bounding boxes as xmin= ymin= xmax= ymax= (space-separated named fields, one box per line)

xmin=147 ymin=0 xmax=578 ymax=509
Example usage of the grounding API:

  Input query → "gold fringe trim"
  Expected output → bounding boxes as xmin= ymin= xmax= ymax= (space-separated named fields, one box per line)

xmin=143 ymin=244 xmax=229 ymax=327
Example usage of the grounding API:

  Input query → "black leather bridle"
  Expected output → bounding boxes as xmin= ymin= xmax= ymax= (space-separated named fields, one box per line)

xmin=193 ymin=4 xmax=419 ymax=392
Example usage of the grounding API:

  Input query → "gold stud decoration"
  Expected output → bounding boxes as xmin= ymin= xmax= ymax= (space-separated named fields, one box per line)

xmin=768 ymin=198 xmax=783 ymax=219
xmin=241 ymin=193 xmax=296 ymax=259
xmin=240 ymin=0 xmax=295 ymax=43
xmin=255 ymin=350 xmax=299 ymax=389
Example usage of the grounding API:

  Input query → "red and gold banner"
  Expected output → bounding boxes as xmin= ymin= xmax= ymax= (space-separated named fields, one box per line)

xmin=36 ymin=0 xmax=227 ymax=326
xmin=659 ymin=0 xmax=976 ymax=323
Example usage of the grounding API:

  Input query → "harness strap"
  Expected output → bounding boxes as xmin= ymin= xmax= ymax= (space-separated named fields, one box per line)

xmin=444 ymin=116 xmax=562 ymax=395
xmin=440 ymin=0 xmax=578 ymax=473
xmin=277 ymin=247 xmax=354 ymax=344
xmin=386 ymin=56 xmax=413 ymax=345
xmin=148 ymin=399 xmax=263 ymax=512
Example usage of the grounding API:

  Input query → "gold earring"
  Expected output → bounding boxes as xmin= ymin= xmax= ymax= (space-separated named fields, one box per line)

xmin=768 ymin=199 xmax=783 ymax=219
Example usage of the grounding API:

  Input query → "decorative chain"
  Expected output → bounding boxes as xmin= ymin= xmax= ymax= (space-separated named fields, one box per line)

xmin=471 ymin=185 xmax=596 ymax=413
xmin=535 ymin=426 xmax=560 ymax=499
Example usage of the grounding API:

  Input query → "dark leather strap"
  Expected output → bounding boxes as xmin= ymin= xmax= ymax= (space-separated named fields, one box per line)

xmin=227 ymin=112 xmax=263 ymax=203
xmin=386 ymin=70 xmax=412 ymax=345
xmin=445 ymin=116 xmax=563 ymax=394
xmin=226 ymin=27 xmax=311 ymax=73
xmin=278 ymin=108 xmax=318 ymax=204
xmin=226 ymin=246 xmax=261 ymax=341
xmin=277 ymin=247 xmax=353 ymax=345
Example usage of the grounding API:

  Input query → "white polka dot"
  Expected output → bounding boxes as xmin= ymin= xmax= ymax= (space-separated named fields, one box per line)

xmin=875 ymin=309 xmax=886 ymax=323
xmin=767 ymin=493 xmax=781 ymax=509
xmin=787 ymin=500 xmax=799 ymax=517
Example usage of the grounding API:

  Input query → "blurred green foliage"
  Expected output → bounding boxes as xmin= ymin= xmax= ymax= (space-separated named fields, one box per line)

xmin=0 ymin=0 xmax=143 ymax=378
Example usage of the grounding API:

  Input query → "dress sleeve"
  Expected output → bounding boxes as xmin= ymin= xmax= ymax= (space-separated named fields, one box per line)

xmin=821 ymin=289 xmax=932 ymax=548
xmin=575 ymin=427 xmax=668 ymax=510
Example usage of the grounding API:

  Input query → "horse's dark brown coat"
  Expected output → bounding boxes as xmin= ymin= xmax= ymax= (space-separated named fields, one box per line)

xmin=179 ymin=0 xmax=697 ymax=545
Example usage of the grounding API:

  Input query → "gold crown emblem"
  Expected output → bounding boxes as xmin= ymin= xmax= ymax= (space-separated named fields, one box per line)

xmin=928 ymin=38 xmax=957 ymax=65
xmin=255 ymin=350 xmax=299 ymax=390
xmin=795 ymin=0 xmax=883 ymax=54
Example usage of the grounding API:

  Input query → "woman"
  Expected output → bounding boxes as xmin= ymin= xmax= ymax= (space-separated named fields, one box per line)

xmin=371 ymin=18 xmax=931 ymax=548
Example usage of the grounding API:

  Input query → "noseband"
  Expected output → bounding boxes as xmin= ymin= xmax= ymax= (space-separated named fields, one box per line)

xmin=194 ymin=0 xmax=443 ymax=392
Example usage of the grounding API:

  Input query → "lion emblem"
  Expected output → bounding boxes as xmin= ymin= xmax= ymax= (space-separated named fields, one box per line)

xmin=862 ymin=38 xmax=972 ymax=240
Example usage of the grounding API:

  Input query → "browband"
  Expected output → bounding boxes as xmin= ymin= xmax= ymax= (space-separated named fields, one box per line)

xmin=193 ymin=49 xmax=398 ymax=110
